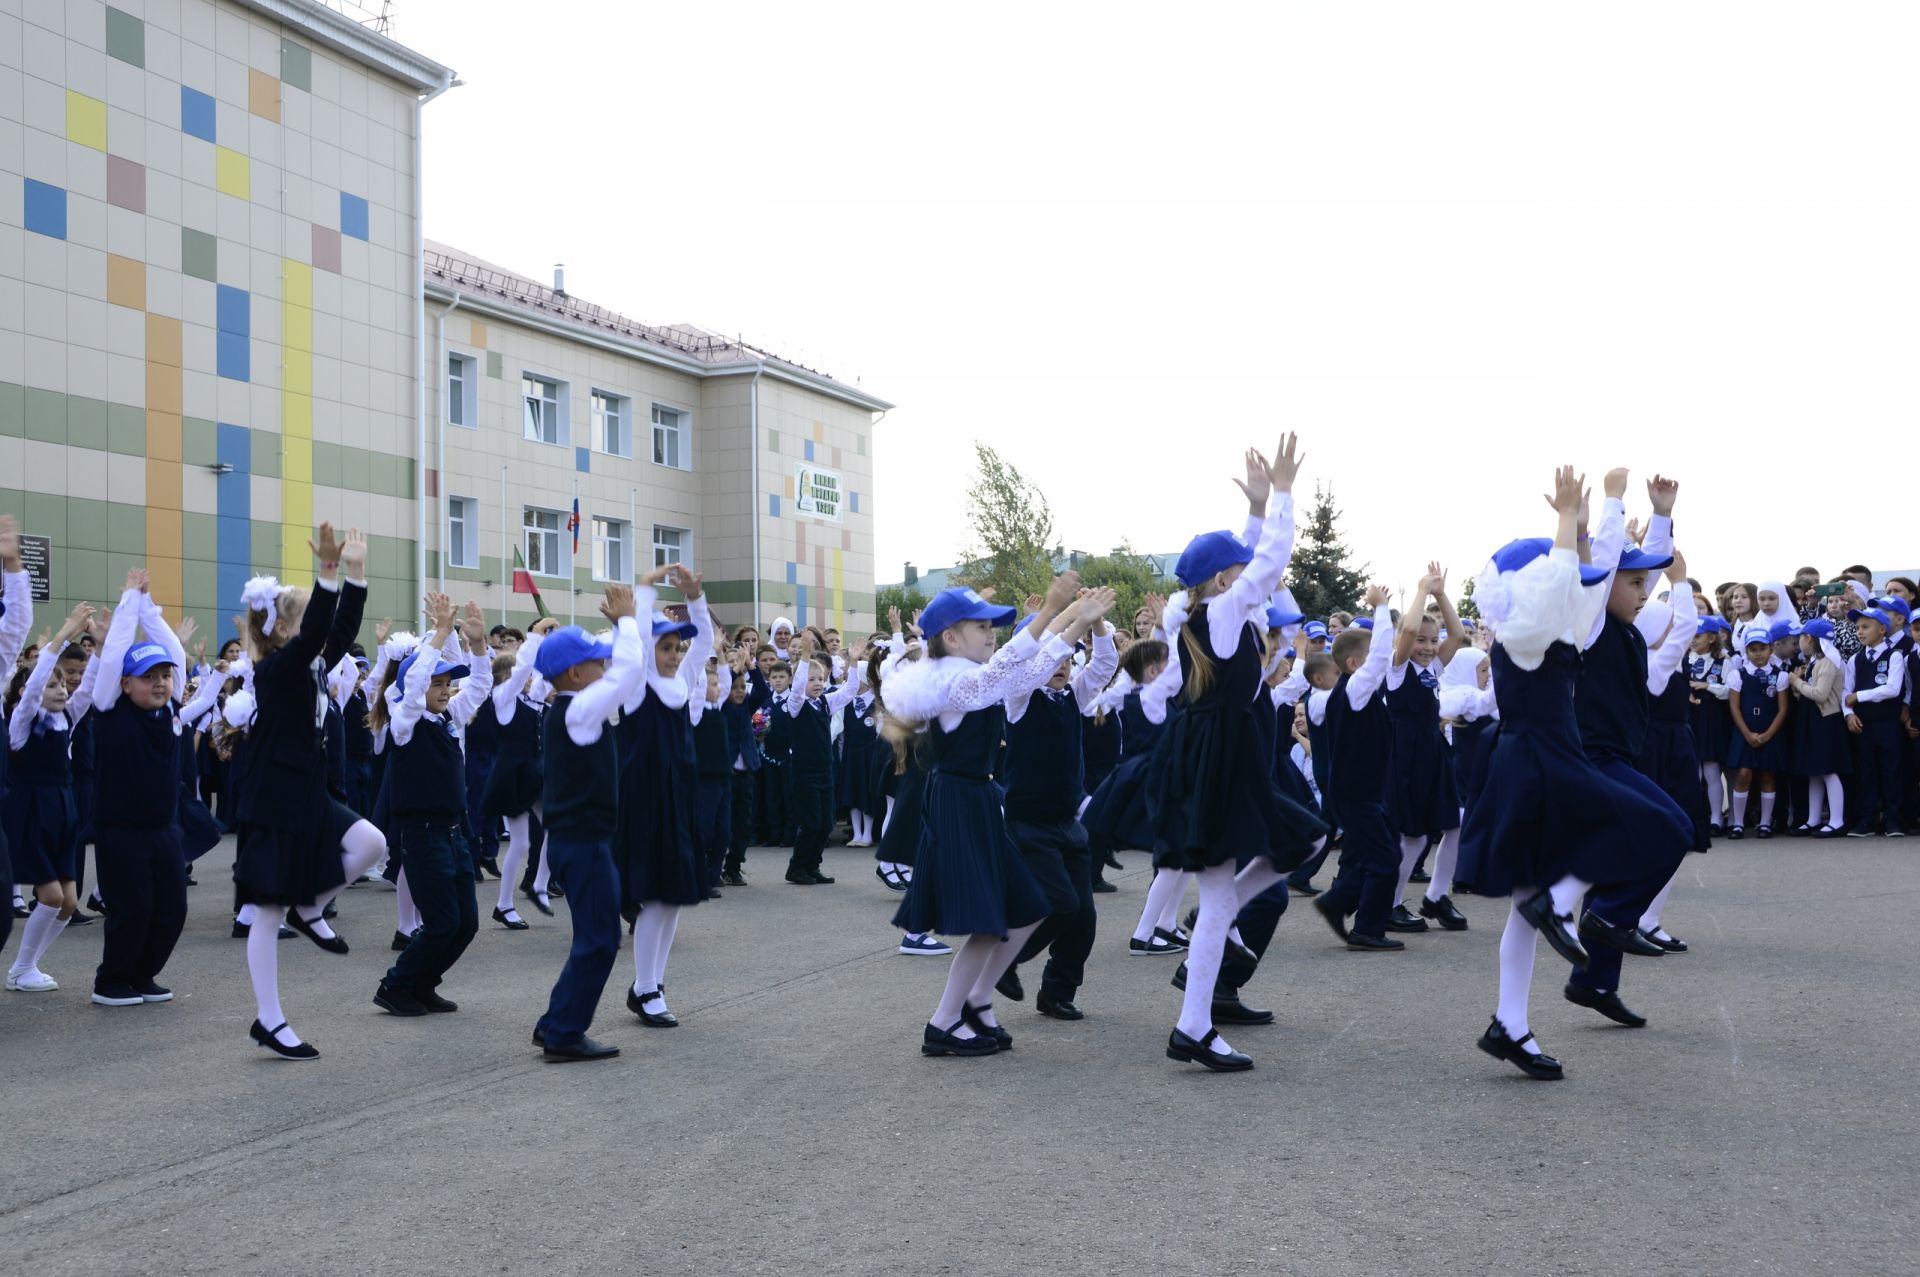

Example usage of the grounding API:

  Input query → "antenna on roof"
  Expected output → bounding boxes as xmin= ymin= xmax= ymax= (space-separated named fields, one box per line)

xmin=553 ymin=264 xmax=566 ymax=294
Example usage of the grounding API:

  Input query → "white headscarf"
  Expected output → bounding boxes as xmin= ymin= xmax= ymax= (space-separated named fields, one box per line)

xmin=1439 ymin=647 xmax=1489 ymax=691
xmin=1750 ymin=580 xmax=1790 ymax=639
xmin=770 ymin=616 xmax=795 ymax=657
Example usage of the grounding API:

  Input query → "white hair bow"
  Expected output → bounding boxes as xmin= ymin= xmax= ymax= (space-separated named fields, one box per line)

xmin=1161 ymin=591 xmax=1192 ymax=636
xmin=240 ymin=576 xmax=291 ymax=634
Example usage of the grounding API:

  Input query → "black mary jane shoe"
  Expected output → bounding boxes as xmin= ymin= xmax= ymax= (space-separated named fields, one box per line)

xmin=1418 ymin=894 xmax=1470 ymax=931
xmin=1579 ymin=909 xmax=1665 ymax=958
xmin=1563 ymin=982 xmax=1647 ymax=1027
xmin=1386 ymin=904 xmax=1429 ymax=933
xmin=492 ymin=906 xmax=531 ymax=931
xmin=995 ymin=968 xmax=1025 ymax=1002
xmin=1035 ymin=991 xmax=1083 ymax=1021
xmin=479 ymin=856 xmax=501 ymax=879
xmin=1515 ymin=891 xmax=1589 ymax=970
xmin=544 ymin=1035 xmax=619 ymax=1061
xmin=1210 ymin=996 xmax=1275 ymax=1026
xmin=1154 ymin=925 xmax=1190 ymax=953
xmin=1408 ymin=868 xmax=1432 ymax=884
xmin=1166 ymin=1027 xmax=1253 ymax=1072
xmin=1171 ymin=962 xmax=1188 ymax=991
xmin=286 ymin=909 xmax=349 ymax=955
xmin=1726 ymin=825 xmax=1745 ymax=841
xmin=921 ymin=1021 xmax=998 ymax=1057
xmin=1129 ymin=934 xmax=1178 ymax=956
xmin=524 ymin=887 xmax=555 ymax=916
xmin=1812 ymin=825 xmax=1843 ymax=840
xmin=1641 ymin=928 xmax=1688 ymax=953
xmin=1756 ymin=824 xmax=1774 ymax=840
xmin=1312 ymin=895 xmax=1351 ymax=942
xmin=250 ymin=1019 xmax=320 ymax=1060
xmin=627 ymin=984 xmax=679 ymax=1027
xmin=962 ymin=1002 xmax=1013 ymax=1049
xmin=1476 ymin=1017 xmax=1562 ymax=1080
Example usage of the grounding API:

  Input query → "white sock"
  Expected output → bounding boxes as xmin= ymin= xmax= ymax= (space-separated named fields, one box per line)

xmin=1637 ymin=871 xmax=1680 ymax=933
xmin=1760 ymin=791 xmax=1776 ymax=830
xmin=932 ymin=934 xmax=1001 ymax=1037
xmin=1547 ymin=874 xmax=1589 ymax=919
xmin=1805 ymin=779 xmax=1826 ymax=829
xmin=1134 ymin=870 xmax=1188 ymax=943
xmin=965 ymin=922 xmax=1042 ymax=1027
xmin=1701 ymin=763 xmax=1724 ymax=819
xmin=1424 ymin=830 xmax=1458 ymax=903
xmin=236 ymin=903 xmax=257 ymax=927
xmin=1496 ymin=895 xmax=1542 ymax=1054
xmin=247 ymin=905 xmax=298 ymax=1045
xmin=499 ymin=813 xmax=534 ymax=912
xmin=395 ymin=870 xmax=419 ymax=935
xmin=1731 ymin=789 xmax=1749 ymax=828
xmin=1232 ymin=859 xmax=1285 ymax=911
xmin=632 ymin=904 xmax=669 ymax=1002
xmin=10 ymin=903 xmax=65 ymax=975
xmin=1174 ymin=865 xmax=1239 ymax=1054
xmin=882 ymin=796 xmax=896 ymax=836
xmin=1393 ymin=834 xmax=1425 ymax=907
xmin=1823 ymin=774 xmax=1845 ymax=829
xmin=1156 ymin=872 xmax=1190 ymax=933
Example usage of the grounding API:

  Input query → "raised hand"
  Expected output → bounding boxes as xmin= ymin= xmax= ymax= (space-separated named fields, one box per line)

xmin=887 ymin=605 xmax=902 ymax=633
xmin=531 ymin=616 xmax=560 ymax=637
xmin=674 ymin=567 xmax=705 ymax=600
xmin=1267 ymin=432 xmax=1304 ymax=494
xmin=1624 ymin=517 xmax=1646 ymax=547
xmin=86 ymin=604 xmax=111 ymax=645
xmin=1548 ymin=465 xmax=1585 ymax=515
xmin=192 ymin=636 xmax=207 ymax=664
xmin=0 ymin=515 xmax=18 ymax=570
xmin=1232 ymin=447 xmax=1272 ymax=511
xmin=601 ymin=583 xmax=636 ymax=622
xmin=308 ymin=522 xmax=342 ymax=566
xmin=1667 ymin=547 xmax=1689 ymax=584
xmin=177 ymin=616 xmax=199 ymax=651
xmin=638 ymin=563 xmax=673 ymax=588
xmin=1080 ymin=586 xmax=1118 ymax=622
xmin=1419 ymin=562 xmax=1447 ymax=597
xmin=1024 ymin=593 xmax=1044 ymax=617
xmin=1363 ymin=583 xmax=1391 ymax=610
xmin=1043 ymin=571 xmax=1081 ymax=616
xmin=1603 ymin=468 xmax=1630 ymax=501
xmin=1647 ymin=474 xmax=1679 ymax=517
xmin=374 ymin=617 xmax=393 ymax=645
xmin=58 ymin=602 xmax=94 ymax=643
xmin=459 ymin=600 xmax=486 ymax=647
xmin=126 ymin=566 xmax=150 ymax=594
xmin=339 ymin=528 xmax=367 ymax=577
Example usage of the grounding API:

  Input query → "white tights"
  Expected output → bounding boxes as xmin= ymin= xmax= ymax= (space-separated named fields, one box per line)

xmin=499 ymin=810 xmax=539 ymax=912
xmin=1174 ymin=863 xmax=1240 ymax=1054
xmin=1424 ymin=831 xmax=1458 ymax=904
xmin=1638 ymin=871 xmax=1679 ymax=935
xmin=1392 ymin=834 xmax=1425 ymax=907
xmin=963 ymin=922 xmax=1042 ymax=1029
xmin=1805 ymin=774 xmax=1845 ymax=830
xmin=1133 ymin=870 xmax=1189 ymax=942
xmin=1701 ymin=762 xmax=1726 ymax=821
xmin=246 ymin=820 xmax=387 ymax=1046
xmin=1495 ymin=892 xmax=1543 ymax=1055
xmin=931 ymin=934 xmax=1004 ymax=1038
xmin=631 ymin=902 xmax=683 ymax=1011
xmin=850 ymin=809 xmax=874 ymax=843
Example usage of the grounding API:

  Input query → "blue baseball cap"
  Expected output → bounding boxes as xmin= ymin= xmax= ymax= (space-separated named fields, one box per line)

xmin=1849 ymin=606 xmax=1899 ymax=631
xmin=1303 ymin=621 xmax=1329 ymax=640
xmin=1174 ymin=530 xmax=1255 ymax=588
xmin=1873 ymin=595 xmax=1912 ymax=623
xmin=1283 ymin=647 xmax=1297 ymax=661
xmin=1765 ymin=620 xmax=1797 ymax=644
xmin=1354 ymin=617 xmax=1375 ymax=631
xmin=1696 ymin=616 xmax=1726 ymax=634
xmin=1265 ymin=604 xmax=1305 ymax=630
xmin=1489 ymin=537 xmax=1610 ymax=587
xmin=533 ymin=626 xmax=614 ymax=679
xmin=650 ymin=612 xmax=697 ymax=641
xmin=919 ymin=587 xmax=1016 ymax=639
xmin=122 ymin=642 xmax=174 ymax=677
xmin=1800 ymin=618 xmax=1836 ymax=640
xmin=1618 ymin=546 xmax=1674 ymax=573
xmin=396 ymin=649 xmax=471 ymax=686
xmin=1742 ymin=628 xmax=1775 ymax=647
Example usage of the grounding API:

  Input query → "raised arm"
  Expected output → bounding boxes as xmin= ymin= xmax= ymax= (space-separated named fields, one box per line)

xmin=1646 ymin=576 xmax=1698 ymax=695
xmin=11 ymin=608 xmax=88 ymax=749
xmin=1345 ymin=586 xmax=1397 ymax=710
xmin=1582 ymin=471 xmax=1629 ymax=649
xmin=92 ymin=577 xmax=149 ymax=713
xmin=1430 ymin=570 xmax=1466 ymax=664
xmin=494 ymin=626 xmax=545 ymax=722
xmin=1070 ymin=630 xmax=1120 ymax=711
xmin=0 ymin=517 xmax=28 ymax=671
xmin=180 ymin=661 xmax=225 ymax=727
xmin=446 ymin=602 xmax=494 ymax=728
xmin=391 ymin=593 xmax=455 ymax=747
xmin=567 ymin=608 xmax=644 ymax=745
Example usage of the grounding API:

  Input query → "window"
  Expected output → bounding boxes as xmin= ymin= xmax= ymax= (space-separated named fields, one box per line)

xmin=651 ymin=403 xmax=689 ymax=470
xmin=592 ymin=390 xmax=630 ymax=457
xmin=652 ymin=524 xmax=688 ymax=568
xmin=522 ymin=374 xmax=563 ymax=445
xmin=593 ymin=516 xmax=631 ymax=583
xmin=446 ymin=354 xmax=476 ymax=428
xmin=523 ymin=506 xmax=566 ymax=577
xmin=447 ymin=496 xmax=477 ymax=569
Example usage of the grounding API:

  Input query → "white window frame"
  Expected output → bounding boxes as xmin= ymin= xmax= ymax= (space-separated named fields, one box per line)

xmin=650 ymin=401 xmax=691 ymax=471
xmin=592 ymin=515 xmax=631 ymax=584
xmin=652 ymin=523 xmax=690 ymax=569
xmin=446 ymin=353 xmax=477 ymax=429
xmin=592 ymin=389 xmax=631 ymax=458
xmin=523 ymin=505 xmax=568 ymax=578
xmin=522 ymin=373 xmax=567 ymax=446
xmin=447 ymin=495 xmax=478 ymax=569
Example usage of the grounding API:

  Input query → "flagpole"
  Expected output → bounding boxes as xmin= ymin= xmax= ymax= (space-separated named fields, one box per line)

xmin=569 ymin=477 xmax=578 ymax=625
xmin=499 ymin=464 xmax=508 ymax=626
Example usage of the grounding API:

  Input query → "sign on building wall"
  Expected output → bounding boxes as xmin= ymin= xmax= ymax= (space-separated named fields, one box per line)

xmin=794 ymin=463 xmax=844 ymax=522
xmin=20 ymin=535 xmax=51 ymax=603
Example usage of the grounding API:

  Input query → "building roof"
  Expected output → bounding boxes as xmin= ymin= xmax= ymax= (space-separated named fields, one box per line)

xmin=237 ymin=0 xmax=454 ymax=92
xmin=424 ymin=241 xmax=895 ymax=413
xmin=889 ymin=550 xmax=1181 ymax=595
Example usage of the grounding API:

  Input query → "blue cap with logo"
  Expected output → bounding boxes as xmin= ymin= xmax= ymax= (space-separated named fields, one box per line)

xmin=533 ymin=626 xmax=615 ymax=680
xmin=121 ymin=642 xmax=174 ymax=677
xmin=1848 ymin=606 xmax=1900 ymax=632
xmin=1800 ymin=618 xmax=1836 ymax=641
xmin=650 ymin=612 xmax=697 ymax=641
xmin=1618 ymin=545 xmax=1675 ymax=573
xmin=1873 ymin=595 xmax=1913 ymax=623
xmin=1767 ymin=620 xmax=1797 ymax=644
xmin=1174 ymin=530 xmax=1255 ymax=588
xmin=1489 ymin=537 xmax=1610 ymax=587
xmin=919 ymin=587 xmax=1017 ymax=639
xmin=1265 ymin=603 xmax=1305 ymax=631
xmin=397 ymin=649 xmax=471 ymax=687
xmin=1303 ymin=621 xmax=1329 ymax=640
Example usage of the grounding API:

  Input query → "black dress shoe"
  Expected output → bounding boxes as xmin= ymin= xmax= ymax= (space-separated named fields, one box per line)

xmin=1563 ymin=982 xmax=1646 ymax=1027
xmin=962 ymin=1003 xmax=1013 ymax=1048
xmin=785 ymin=868 xmax=817 ymax=885
xmin=1311 ymin=895 xmax=1350 ymax=942
xmin=390 ymin=929 xmax=413 ymax=952
xmin=250 ymin=1019 xmax=320 ymax=1060
xmin=1210 ymin=996 xmax=1275 ymax=1026
xmin=1409 ymin=868 xmax=1432 ymax=884
xmin=286 ymin=909 xmax=349 ymax=954
xmin=1476 ymin=1017 xmax=1561 ymax=1080
xmin=721 ymin=870 xmax=746 ymax=887
xmin=524 ymin=888 xmax=555 ymax=916
xmin=1153 ymin=926 xmax=1190 ymax=952
xmin=1386 ymin=904 xmax=1429 ymax=933
xmin=1515 ymin=890 xmax=1589 ymax=970
xmin=627 ymin=984 xmax=679 ymax=1027
xmin=1036 ymin=991 xmax=1083 ymax=1020
xmin=544 ymin=1035 xmax=619 ymax=1061
xmin=492 ymin=906 xmax=530 ymax=931
xmin=1129 ymin=935 xmax=1178 ymax=956
xmin=322 ymin=901 xmax=337 ymax=919
xmin=809 ymin=871 xmax=835 ymax=884
xmin=1102 ymin=850 xmax=1123 ymax=871
xmin=921 ymin=1021 xmax=998 ymax=1057
xmin=1579 ymin=909 xmax=1665 ymax=957
xmin=231 ymin=920 xmax=250 ymax=939
xmin=1418 ymin=894 xmax=1469 ymax=931
xmin=479 ymin=856 xmax=501 ymax=879
xmin=1287 ymin=879 xmax=1321 ymax=897
xmin=1640 ymin=928 xmax=1689 ymax=953
xmin=415 ymin=989 xmax=458 ymax=1013
xmin=1346 ymin=932 xmax=1405 ymax=951
xmin=995 ymin=968 xmax=1025 ymax=1001
xmin=1166 ymin=1027 xmax=1253 ymax=1071
xmin=546 ymin=882 xmax=565 ymax=898
xmin=1171 ymin=962 xmax=1188 ymax=991
xmin=707 ymin=887 xmax=723 ymax=899
xmin=86 ymin=893 xmax=108 ymax=915
xmin=1091 ymin=879 xmax=1117 ymax=893
xmin=65 ymin=910 xmax=96 ymax=927
xmin=374 ymin=983 xmax=428 ymax=1016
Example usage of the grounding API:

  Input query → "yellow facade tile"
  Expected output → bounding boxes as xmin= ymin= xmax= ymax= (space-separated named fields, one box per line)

xmin=283 ymin=354 xmax=311 ymax=395
xmin=146 ymin=361 xmax=182 ymax=415
xmin=147 ymin=410 xmax=182 ymax=461
xmin=147 ymin=555 xmax=183 ymax=615
xmin=467 ymin=319 xmax=487 ymax=349
xmin=813 ymin=421 xmax=825 ymax=443
xmin=282 ymin=435 xmax=312 ymax=483
xmin=146 ymin=458 xmax=182 ymax=510
xmin=283 ymin=304 xmax=312 ymax=352
xmin=283 ymin=259 xmax=312 ymax=307
xmin=283 ymin=481 xmax=314 ymax=532
xmin=146 ymin=314 xmax=182 ymax=367
xmin=282 ymin=391 xmax=312 ymax=438
xmin=106 ymin=254 xmax=146 ymax=310
xmin=146 ymin=507 xmax=182 ymax=556
xmin=279 ymin=523 xmax=308 ymax=577
xmin=248 ymin=69 xmax=281 ymax=123
xmin=215 ymin=147 xmax=250 ymax=200
xmin=67 ymin=90 xmax=107 ymax=151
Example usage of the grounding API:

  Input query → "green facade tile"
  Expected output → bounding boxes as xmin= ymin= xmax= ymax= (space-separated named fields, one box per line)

xmin=182 ymin=416 xmax=217 ymax=466
xmin=485 ymin=352 xmax=502 ymax=379
xmin=340 ymin=445 xmax=371 ymax=493
xmin=0 ymin=383 xmax=22 ymax=437
xmin=250 ymin=428 xmax=280 ymax=477
xmin=183 ymin=558 xmax=217 ymax=612
xmin=22 ymin=492 xmax=66 ymax=543
xmin=107 ymin=401 xmax=145 ymax=456
xmin=767 ymin=429 xmax=779 ymax=452
xmin=856 ymin=433 xmax=867 ymax=457
xmin=0 ymin=489 xmax=19 ymax=516
xmin=250 ymin=520 xmax=278 ymax=566
xmin=311 ymin=441 xmax=342 ymax=487
xmin=106 ymin=500 xmax=145 ymax=555
xmin=106 ymin=7 xmax=145 ymax=66
xmin=68 ymin=396 xmax=108 ymax=451
xmin=67 ymin=497 xmax=109 ymax=550
xmin=182 ymin=228 xmax=217 ymax=282
xmin=63 ymin=547 xmax=109 ymax=605
xmin=280 ymin=38 xmax=312 ymax=91
xmin=182 ymin=511 xmax=216 ymax=562
xmin=397 ymin=457 xmax=416 ymax=497
xmin=24 ymin=388 xmax=65 ymax=443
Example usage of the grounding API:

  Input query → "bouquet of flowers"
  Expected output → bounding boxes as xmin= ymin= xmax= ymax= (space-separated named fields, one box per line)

xmin=750 ymin=707 xmax=770 ymax=740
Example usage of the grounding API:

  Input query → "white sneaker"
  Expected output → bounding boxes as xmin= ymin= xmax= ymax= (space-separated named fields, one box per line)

xmin=7 ymin=969 xmax=58 ymax=992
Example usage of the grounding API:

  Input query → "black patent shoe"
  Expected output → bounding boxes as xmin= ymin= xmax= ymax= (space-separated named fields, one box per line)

xmin=1154 ymin=925 xmax=1190 ymax=952
xmin=544 ymin=1035 xmax=618 ymax=1061
xmin=524 ymin=887 xmax=555 ymax=916
xmin=1035 ymin=990 xmax=1083 ymax=1020
xmin=1476 ymin=1017 xmax=1562 ymax=1079
xmin=1129 ymin=934 xmax=1178 ymax=956
xmin=995 ymin=967 xmax=1024 ymax=1002
xmin=1563 ymin=982 xmax=1647 ymax=1027
xmin=1210 ymin=995 xmax=1275 ymax=1026
xmin=249 ymin=1019 xmax=319 ymax=1060
xmin=627 ymin=984 xmax=678 ymax=1027
xmin=1756 ymin=824 xmax=1774 ymax=840
xmin=1166 ymin=1027 xmax=1253 ymax=1072
xmin=962 ymin=1002 xmax=1013 ymax=1049
xmin=1727 ymin=825 xmax=1745 ymax=840
xmin=1515 ymin=891 xmax=1589 ymax=970
xmin=373 ymin=983 xmax=428 ymax=1017
xmin=1641 ymin=928 xmax=1688 ymax=953
xmin=287 ymin=908 xmax=349 ymax=955
xmin=1418 ymin=894 xmax=1470 ymax=931
xmin=921 ymin=1021 xmax=998 ymax=1057
xmin=492 ymin=906 xmax=530 ymax=931
xmin=1579 ymin=909 xmax=1665 ymax=957
xmin=1386 ymin=904 xmax=1429 ymax=933
xmin=1312 ymin=895 xmax=1351 ymax=942
xmin=1346 ymin=932 xmax=1405 ymax=951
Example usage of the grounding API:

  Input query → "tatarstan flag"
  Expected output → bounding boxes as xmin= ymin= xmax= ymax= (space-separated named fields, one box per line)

xmin=512 ymin=545 xmax=551 ymax=620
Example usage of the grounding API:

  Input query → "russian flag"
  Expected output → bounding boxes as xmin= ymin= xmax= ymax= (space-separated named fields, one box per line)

xmin=568 ymin=497 xmax=581 ymax=555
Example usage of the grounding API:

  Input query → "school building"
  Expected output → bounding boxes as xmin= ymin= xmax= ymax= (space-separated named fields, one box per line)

xmin=1 ymin=0 xmax=891 ymax=647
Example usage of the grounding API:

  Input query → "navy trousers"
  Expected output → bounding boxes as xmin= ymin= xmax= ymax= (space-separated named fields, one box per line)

xmin=726 ymin=770 xmax=755 ymax=873
xmin=1319 ymin=797 xmax=1397 ymax=938
xmin=94 ymin=824 xmax=188 ymax=989
xmin=462 ymin=750 xmax=496 ymax=870
xmin=1009 ymin=818 xmax=1097 ymax=999
xmin=1569 ymin=850 xmax=1687 ymax=996
xmin=787 ymin=770 xmax=833 ymax=874
xmin=1853 ymin=719 xmax=1906 ymax=833
xmin=385 ymin=821 xmax=480 ymax=995
xmin=1220 ymin=879 xmax=1290 ymax=993
xmin=755 ymin=763 xmax=790 ymax=844
xmin=537 ymin=837 xmax=621 ymax=1048
xmin=1287 ymin=836 xmax=1336 ymax=890
xmin=695 ymin=776 xmax=731 ymax=889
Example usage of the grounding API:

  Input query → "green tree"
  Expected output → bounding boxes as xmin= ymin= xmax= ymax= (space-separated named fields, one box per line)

xmin=1456 ymin=573 xmax=1480 ymax=621
xmin=953 ymin=443 xmax=1056 ymax=608
xmin=1285 ymin=482 xmax=1369 ymax=621
xmin=1076 ymin=541 xmax=1166 ymax=634
xmin=875 ymin=582 xmax=928 ymax=629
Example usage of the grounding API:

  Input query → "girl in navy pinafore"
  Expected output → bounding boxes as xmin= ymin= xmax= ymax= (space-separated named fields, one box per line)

xmin=485 ymin=638 xmax=549 ymax=920
xmin=838 ymin=669 xmax=882 ymax=849
xmin=1725 ymin=637 xmax=1790 ymax=836
xmin=1685 ymin=625 xmax=1734 ymax=830
xmin=1384 ymin=636 xmax=1463 ymax=919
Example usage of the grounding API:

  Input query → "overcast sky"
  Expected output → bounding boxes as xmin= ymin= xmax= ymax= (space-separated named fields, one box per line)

xmin=404 ymin=0 xmax=1918 ymax=594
